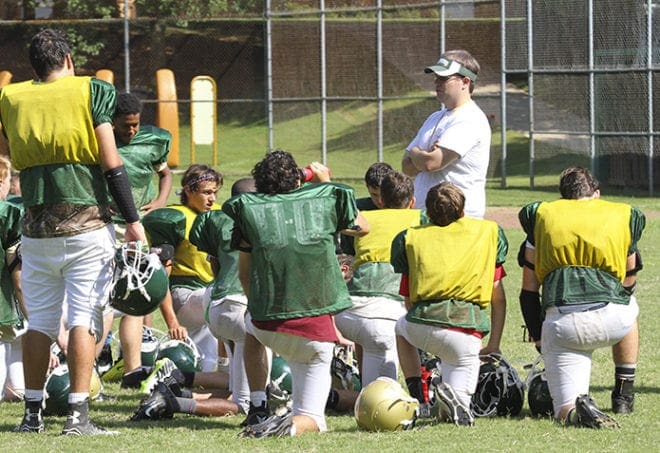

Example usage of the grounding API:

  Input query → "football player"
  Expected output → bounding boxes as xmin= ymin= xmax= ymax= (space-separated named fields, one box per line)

xmin=518 ymin=167 xmax=643 ymax=428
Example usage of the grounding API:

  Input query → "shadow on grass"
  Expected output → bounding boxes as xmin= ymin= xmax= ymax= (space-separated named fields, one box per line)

xmin=591 ymin=385 xmax=660 ymax=395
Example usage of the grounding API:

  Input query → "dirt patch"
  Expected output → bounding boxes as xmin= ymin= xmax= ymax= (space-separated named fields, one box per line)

xmin=484 ymin=207 xmax=520 ymax=228
xmin=485 ymin=206 xmax=660 ymax=229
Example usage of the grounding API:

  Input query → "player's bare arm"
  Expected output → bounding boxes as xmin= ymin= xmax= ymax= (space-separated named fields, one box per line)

xmin=141 ymin=165 xmax=173 ymax=213
xmin=339 ymin=211 xmax=370 ymax=237
xmin=481 ymin=279 xmax=506 ymax=356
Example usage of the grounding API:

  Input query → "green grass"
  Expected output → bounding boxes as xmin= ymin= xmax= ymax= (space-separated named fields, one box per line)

xmin=2 ymin=104 xmax=659 ymax=451
xmin=2 ymin=200 xmax=659 ymax=452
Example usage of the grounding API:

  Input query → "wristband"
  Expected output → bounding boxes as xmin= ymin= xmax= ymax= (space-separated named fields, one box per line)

xmin=105 ymin=165 xmax=139 ymax=224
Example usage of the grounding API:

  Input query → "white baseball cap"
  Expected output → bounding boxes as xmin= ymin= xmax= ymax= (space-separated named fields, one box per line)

xmin=424 ymin=58 xmax=477 ymax=82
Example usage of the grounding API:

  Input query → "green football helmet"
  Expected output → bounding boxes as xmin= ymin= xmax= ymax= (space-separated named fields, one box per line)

xmin=270 ymin=355 xmax=293 ymax=394
xmin=141 ymin=326 xmax=161 ymax=367
xmin=44 ymin=364 xmax=71 ymax=416
xmin=354 ymin=376 xmax=419 ymax=431
xmin=44 ymin=365 xmax=102 ymax=416
xmin=156 ymin=337 xmax=202 ymax=372
xmin=331 ymin=345 xmax=362 ymax=391
xmin=111 ymin=244 xmax=168 ymax=316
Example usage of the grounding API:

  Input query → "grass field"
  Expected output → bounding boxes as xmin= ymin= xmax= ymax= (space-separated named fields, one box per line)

xmin=1 ymin=202 xmax=658 ymax=452
xmin=2 ymin=109 xmax=659 ymax=450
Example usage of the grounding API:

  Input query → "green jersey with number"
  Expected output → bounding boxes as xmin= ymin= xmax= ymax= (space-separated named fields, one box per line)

xmin=223 ymin=182 xmax=359 ymax=321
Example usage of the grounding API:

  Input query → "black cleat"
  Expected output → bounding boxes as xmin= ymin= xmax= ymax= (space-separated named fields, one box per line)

xmin=574 ymin=394 xmax=620 ymax=429
xmin=611 ymin=391 xmax=634 ymax=414
xmin=240 ymin=411 xmax=293 ymax=438
xmin=130 ymin=382 xmax=176 ymax=421
xmin=61 ymin=400 xmax=118 ymax=436
xmin=15 ymin=408 xmax=44 ymax=433
xmin=140 ymin=358 xmax=179 ymax=395
xmin=240 ymin=402 xmax=269 ymax=427
xmin=121 ymin=366 xmax=151 ymax=389
xmin=434 ymin=382 xmax=475 ymax=427
xmin=61 ymin=419 xmax=118 ymax=436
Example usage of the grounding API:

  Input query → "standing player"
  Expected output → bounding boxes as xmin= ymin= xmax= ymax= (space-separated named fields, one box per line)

xmin=335 ymin=171 xmax=424 ymax=386
xmin=223 ymin=150 xmax=369 ymax=438
xmin=518 ymin=167 xmax=643 ymax=428
xmin=0 ymin=28 xmax=146 ymax=435
xmin=402 ymin=49 xmax=491 ymax=219
xmin=392 ymin=182 xmax=507 ymax=426
xmin=142 ymin=164 xmax=222 ymax=371
xmin=107 ymin=91 xmax=174 ymax=388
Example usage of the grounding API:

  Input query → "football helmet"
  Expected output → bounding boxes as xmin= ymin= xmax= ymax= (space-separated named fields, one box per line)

xmin=156 ymin=337 xmax=202 ymax=373
xmin=270 ymin=355 xmax=293 ymax=394
xmin=471 ymin=353 xmax=524 ymax=417
xmin=525 ymin=354 xmax=554 ymax=417
xmin=44 ymin=365 xmax=102 ymax=416
xmin=141 ymin=326 xmax=161 ymax=367
xmin=111 ymin=243 xmax=168 ymax=316
xmin=331 ymin=345 xmax=361 ymax=391
xmin=44 ymin=364 xmax=71 ymax=416
xmin=354 ymin=376 xmax=419 ymax=431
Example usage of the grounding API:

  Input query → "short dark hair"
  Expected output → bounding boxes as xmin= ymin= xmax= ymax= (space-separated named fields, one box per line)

xmin=252 ymin=149 xmax=300 ymax=195
xmin=380 ymin=171 xmax=414 ymax=209
xmin=114 ymin=92 xmax=143 ymax=117
xmin=29 ymin=29 xmax=71 ymax=80
xmin=364 ymin=162 xmax=394 ymax=188
xmin=425 ymin=182 xmax=465 ymax=226
xmin=559 ymin=167 xmax=599 ymax=199
xmin=231 ymin=177 xmax=256 ymax=197
xmin=180 ymin=164 xmax=223 ymax=205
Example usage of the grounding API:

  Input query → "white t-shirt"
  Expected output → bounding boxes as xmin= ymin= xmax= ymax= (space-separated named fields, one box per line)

xmin=407 ymin=100 xmax=491 ymax=219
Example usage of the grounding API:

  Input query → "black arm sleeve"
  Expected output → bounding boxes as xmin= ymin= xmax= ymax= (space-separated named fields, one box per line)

xmin=104 ymin=165 xmax=139 ymax=224
xmin=519 ymin=289 xmax=543 ymax=342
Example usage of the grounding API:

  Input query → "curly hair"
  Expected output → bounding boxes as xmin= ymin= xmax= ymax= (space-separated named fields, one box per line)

xmin=380 ymin=171 xmax=414 ymax=209
xmin=252 ymin=149 xmax=300 ymax=194
xmin=29 ymin=29 xmax=71 ymax=80
xmin=179 ymin=164 xmax=223 ymax=205
xmin=364 ymin=162 xmax=394 ymax=189
xmin=559 ymin=167 xmax=599 ymax=200
xmin=425 ymin=182 xmax=465 ymax=226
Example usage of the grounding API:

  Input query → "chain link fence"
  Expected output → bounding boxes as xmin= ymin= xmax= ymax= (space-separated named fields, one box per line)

xmin=0 ymin=1 xmax=657 ymax=190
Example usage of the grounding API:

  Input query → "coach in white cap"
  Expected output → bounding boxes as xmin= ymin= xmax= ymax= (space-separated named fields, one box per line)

xmin=402 ymin=49 xmax=491 ymax=219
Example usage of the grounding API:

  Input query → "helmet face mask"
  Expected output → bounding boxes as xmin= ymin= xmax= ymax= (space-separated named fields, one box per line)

xmin=471 ymin=353 xmax=524 ymax=417
xmin=331 ymin=345 xmax=361 ymax=391
xmin=111 ymin=244 xmax=168 ymax=316
xmin=140 ymin=326 xmax=161 ymax=367
xmin=354 ymin=377 xmax=419 ymax=431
